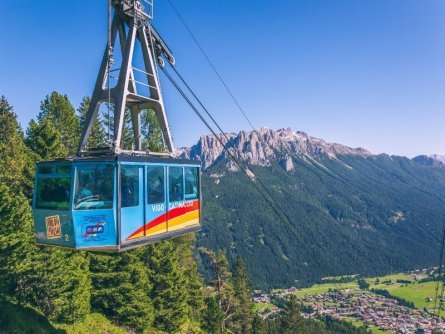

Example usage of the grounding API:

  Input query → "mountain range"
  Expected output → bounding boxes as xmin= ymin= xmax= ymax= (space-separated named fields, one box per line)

xmin=178 ymin=128 xmax=445 ymax=289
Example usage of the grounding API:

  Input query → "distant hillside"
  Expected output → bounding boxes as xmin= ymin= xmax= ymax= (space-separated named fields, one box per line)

xmin=179 ymin=128 xmax=445 ymax=289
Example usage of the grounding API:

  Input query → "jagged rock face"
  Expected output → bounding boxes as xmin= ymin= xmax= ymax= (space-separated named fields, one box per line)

xmin=177 ymin=127 xmax=372 ymax=171
xmin=280 ymin=155 xmax=295 ymax=172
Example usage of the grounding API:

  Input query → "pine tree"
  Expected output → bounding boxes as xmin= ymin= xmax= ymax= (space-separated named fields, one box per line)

xmin=175 ymin=235 xmax=205 ymax=321
xmin=0 ymin=184 xmax=91 ymax=323
xmin=121 ymin=109 xmax=135 ymax=150
xmin=141 ymin=109 xmax=165 ymax=152
xmin=90 ymin=249 xmax=154 ymax=332
xmin=0 ymin=183 xmax=36 ymax=302
xmin=0 ymin=96 xmax=34 ymax=198
xmin=252 ymin=314 xmax=266 ymax=334
xmin=232 ymin=257 xmax=254 ymax=334
xmin=33 ymin=249 xmax=91 ymax=323
xmin=77 ymin=96 xmax=107 ymax=150
xmin=199 ymin=248 xmax=235 ymax=333
xmin=279 ymin=295 xmax=306 ymax=334
xmin=201 ymin=296 xmax=224 ymax=334
xmin=146 ymin=239 xmax=189 ymax=333
xmin=38 ymin=91 xmax=80 ymax=155
xmin=16 ymin=92 xmax=93 ymax=323
xmin=26 ymin=118 xmax=67 ymax=160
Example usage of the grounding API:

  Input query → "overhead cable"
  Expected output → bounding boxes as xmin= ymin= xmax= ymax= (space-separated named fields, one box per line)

xmin=162 ymin=65 xmax=345 ymax=290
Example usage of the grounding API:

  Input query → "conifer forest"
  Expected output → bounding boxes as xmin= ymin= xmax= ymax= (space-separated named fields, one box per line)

xmin=0 ymin=93 xmax=371 ymax=333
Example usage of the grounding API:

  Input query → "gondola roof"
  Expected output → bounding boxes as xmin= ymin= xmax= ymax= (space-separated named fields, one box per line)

xmin=36 ymin=154 xmax=200 ymax=166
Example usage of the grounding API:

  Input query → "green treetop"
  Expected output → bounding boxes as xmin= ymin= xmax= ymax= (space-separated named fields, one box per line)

xmin=232 ymin=257 xmax=254 ymax=334
xmin=38 ymin=92 xmax=80 ymax=155
xmin=26 ymin=117 xmax=67 ymax=160
xmin=146 ymin=239 xmax=190 ymax=333
xmin=77 ymin=96 xmax=107 ymax=150
xmin=90 ymin=249 xmax=154 ymax=332
xmin=279 ymin=295 xmax=306 ymax=334
xmin=0 ymin=96 xmax=34 ymax=197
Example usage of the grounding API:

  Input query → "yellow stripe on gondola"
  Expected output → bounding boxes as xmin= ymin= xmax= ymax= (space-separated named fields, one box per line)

xmin=146 ymin=221 xmax=167 ymax=237
xmin=127 ymin=210 xmax=199 ymax=240
xmin=168 ymin=210 xmax=200 ymax=232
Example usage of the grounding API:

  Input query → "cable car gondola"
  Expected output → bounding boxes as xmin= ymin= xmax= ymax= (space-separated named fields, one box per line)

xmin=32 ymin=0 xmax=202 ymax=252
xmin=33 ymin=156 xmax=200 ymax=252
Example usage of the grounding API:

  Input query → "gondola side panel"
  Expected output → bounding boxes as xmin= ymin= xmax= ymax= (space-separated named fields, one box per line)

xmin=143 ymin=165 xmax=168 ymax=238
xmin=71 ymin=162 xmax=118 ymax=251
xmin=33 ymin=162 xmax=76 ymax=248
xmin=120 ymin=165 xmax=145 ymax=243
xmin=33 ymin=210 xmax=76 ymax=248
xmin=167 ymin=165 xmax=201 ymax=233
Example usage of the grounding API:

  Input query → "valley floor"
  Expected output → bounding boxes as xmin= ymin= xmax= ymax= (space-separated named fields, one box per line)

xmin=253 ymin=270 xmax=445 ymax=334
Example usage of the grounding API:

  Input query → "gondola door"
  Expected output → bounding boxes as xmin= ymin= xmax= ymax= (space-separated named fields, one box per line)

xmin=145 ymin=165 xmax=167 ymax=237
xmin=120 ymin=165 xmax=144 ymax=243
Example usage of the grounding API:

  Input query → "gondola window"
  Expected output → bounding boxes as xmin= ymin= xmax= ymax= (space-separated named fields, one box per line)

xmin=36 ymin=177 xmax=71 ymax=210
xmin=185 ymin=167 xmax=199 ymax=200
xmin=169 ymin=167 xmax=183 ymax=202
xmin=74 ymin=164 xmax=114 ymax=210
xmin=147 ymin=166 xmax=164 ymax=204
xmin=121 ymin=166 xmax=139 ymax=207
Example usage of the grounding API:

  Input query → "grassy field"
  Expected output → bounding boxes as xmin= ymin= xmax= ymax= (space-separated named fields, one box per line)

xmin=254 ymin=302 xmax=275 ymax=312
xmin=55 ymin=314 xmax=127 ymax=334
xmin=295 ymin=281 xmax=359 ymax=297
xmin=294 ymin=273 xmax=419 ymax=298
xmin=385 ymin=281 xmax=445 ymax=315
xmin=365 ymin=273 xmax=416 ymax=285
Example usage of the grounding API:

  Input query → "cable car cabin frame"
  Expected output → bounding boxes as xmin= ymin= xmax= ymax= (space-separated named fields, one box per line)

xmin=32 ymin=155 xmax=201 ymax=252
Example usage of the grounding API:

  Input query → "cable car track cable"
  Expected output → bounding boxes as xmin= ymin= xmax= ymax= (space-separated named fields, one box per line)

xmin=164 ymin=2 xmax=363 ymax=290
xmin=166 ymin=3 xmax=445 ymax=280
xmin=166 ymin=0 xmax=282 ymax=166
xmin=161 ymin=65 xmax=347 ymax=289
xmin=161 ymin=66 xmax=290 ymax=228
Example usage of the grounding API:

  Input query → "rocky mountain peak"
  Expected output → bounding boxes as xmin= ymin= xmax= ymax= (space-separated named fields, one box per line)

xmin=412 ymin=155 xmax=445 ymax=167
xmin=176 ymin=128 xmax=373 ymax=171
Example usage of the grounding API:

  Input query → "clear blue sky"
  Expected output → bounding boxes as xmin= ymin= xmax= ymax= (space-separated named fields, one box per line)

xmin=1 ymin=0 xmax=444 ymax=157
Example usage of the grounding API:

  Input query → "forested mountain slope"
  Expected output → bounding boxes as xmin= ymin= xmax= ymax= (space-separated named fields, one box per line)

xmin=1 ymin=94 xmax=372 ymax=333
xmin=179 ymin=128 xmax=445 ymax=289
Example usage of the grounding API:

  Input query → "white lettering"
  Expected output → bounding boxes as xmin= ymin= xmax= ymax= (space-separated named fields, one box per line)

xmin=151 ymin=204 xmax=165 ymax=212
xmin=168 ymin=201 xmax=194 ymax=210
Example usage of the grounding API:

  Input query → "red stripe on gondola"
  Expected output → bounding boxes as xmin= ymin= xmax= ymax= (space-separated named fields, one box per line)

xmin=167 ymin=200 xmax=200 ymax=220
xmin=126 ymin=213 xmax=167 ymax=240
xmin=125 ymin=200 xmax=199 ymax=240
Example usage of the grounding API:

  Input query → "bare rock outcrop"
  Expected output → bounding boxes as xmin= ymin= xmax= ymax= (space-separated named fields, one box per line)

xmin=176 ymin=127 xmax=373 ymax=171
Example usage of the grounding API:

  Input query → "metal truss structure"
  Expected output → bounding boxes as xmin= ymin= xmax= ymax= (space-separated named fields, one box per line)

xmin=78 ymin=0 xmax=175 ymax=156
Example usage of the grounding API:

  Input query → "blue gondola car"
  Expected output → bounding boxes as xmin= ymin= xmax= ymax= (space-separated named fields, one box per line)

xmin=32 ymin=155 xmax=201 ymax=252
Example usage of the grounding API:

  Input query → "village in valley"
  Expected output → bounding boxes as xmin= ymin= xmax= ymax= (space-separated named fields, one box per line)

xmin=253 ymin=269 xmax=445 ymax=334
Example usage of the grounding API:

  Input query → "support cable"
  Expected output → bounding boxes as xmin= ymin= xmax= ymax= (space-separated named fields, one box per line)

xmin=166 ymin=0 xmax=376 ymax=195
xmin=166 ymin=0 xmax=254 ymax=128
xmin=107 ymin=0 xmax=113 ymax=143
xmin=166 ymin=0 xmax=276 ymax=161
xmin=166 ymin=1 xmax=426 ymax=279
xmin=161 ymin=67 xmax=288 ymax=227
xmin=165 ymin=0 xmax=364 ymax=291
xmin=166 ymin=0 xmax=445 ymax=295
xmin=169 ymin=65 xmax=275 ymax=193
xmin=161 ymin=66 xmax=345 ymax=289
